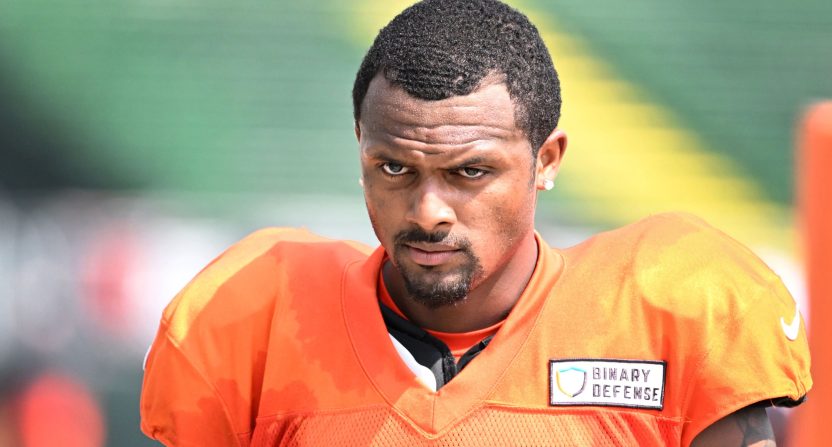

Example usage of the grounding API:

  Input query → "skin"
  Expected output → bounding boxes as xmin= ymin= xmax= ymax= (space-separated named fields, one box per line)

xmin=355 ymin=73 xmax=778 ymax=445
xmin=356 ymin=73 xmax=566 ymax=333
xmin=691 ymin=406 xmax=776 ymax=447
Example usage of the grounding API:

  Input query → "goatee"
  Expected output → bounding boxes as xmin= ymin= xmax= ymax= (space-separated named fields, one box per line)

xmin=392 ymin=228 xmax=483 ymax=308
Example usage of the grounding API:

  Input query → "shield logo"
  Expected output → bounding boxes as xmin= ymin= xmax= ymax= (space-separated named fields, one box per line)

xmin=556 ymin=367 xmax=587 ymax=398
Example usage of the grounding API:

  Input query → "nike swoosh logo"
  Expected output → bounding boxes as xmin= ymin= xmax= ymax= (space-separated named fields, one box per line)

xmin=780 ymin=303 xmax=801 ymax=341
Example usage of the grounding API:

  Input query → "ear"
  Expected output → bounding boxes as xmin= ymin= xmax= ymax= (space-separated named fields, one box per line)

xmin=535 ymin=129 xmax=568 ymax=190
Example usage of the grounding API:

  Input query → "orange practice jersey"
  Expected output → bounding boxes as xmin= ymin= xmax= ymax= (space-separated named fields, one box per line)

xmin=140 ymin=213 xmax=811 ymax=446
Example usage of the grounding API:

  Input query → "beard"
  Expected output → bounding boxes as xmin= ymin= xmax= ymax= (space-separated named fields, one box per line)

xmin=390 ymin=227 xmax=484 ymax=309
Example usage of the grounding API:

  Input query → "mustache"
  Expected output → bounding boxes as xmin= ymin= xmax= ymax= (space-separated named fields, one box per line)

xmin=394 ymin=228 xmax=471 ymax=249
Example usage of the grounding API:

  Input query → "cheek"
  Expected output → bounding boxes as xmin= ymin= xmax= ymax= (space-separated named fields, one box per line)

xmin=364 ymin=187 xmax=400 ymax=244
xmin=467 ymin=189 xmax=535 ymax=257
xmin=364 ymin=193 xmax=385 ymax=234
xmin=487 ymin=184 xmax=535 ymax=226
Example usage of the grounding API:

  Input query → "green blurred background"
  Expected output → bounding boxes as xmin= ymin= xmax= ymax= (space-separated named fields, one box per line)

xmin=0 ymin=0 xmax=829 ymax=445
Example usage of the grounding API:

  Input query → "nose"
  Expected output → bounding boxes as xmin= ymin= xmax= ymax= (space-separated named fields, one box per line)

xmin=406 ymin=181 xmax=457 ymax=231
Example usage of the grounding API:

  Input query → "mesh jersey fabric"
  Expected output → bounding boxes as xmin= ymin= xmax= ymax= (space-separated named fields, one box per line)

xmin=140 ymin=213 xmax=812 ymax=446
xmin=249 ymin=407 xmax=681 ymax=446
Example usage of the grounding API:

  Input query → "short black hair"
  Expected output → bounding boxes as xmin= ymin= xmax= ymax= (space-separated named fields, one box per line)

xmin=352 ymin=0 xmax=561 ymax=155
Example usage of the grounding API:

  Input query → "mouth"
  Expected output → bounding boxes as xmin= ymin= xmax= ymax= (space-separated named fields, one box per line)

xmin=403 ymin=243 xmax=461 ymax=267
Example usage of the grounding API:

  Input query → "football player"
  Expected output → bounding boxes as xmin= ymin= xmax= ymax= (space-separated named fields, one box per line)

xmin=141 ymin=1 xmax=811 ymax=445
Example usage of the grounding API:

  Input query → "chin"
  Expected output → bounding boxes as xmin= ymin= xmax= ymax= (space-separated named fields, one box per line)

xmin=399 ymin=263 xmax=483 ymax=309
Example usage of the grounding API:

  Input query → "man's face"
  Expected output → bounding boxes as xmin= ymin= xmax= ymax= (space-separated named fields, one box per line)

xmin=357 ymin=75 xmax=542 ymax=308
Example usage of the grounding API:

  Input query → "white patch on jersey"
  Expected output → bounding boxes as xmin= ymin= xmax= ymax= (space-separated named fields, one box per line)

xmin=780 ymin=301 xmax=801 ymax=341
xmin=550 ymin=359 xmax=666 ymax=410
xmin=389 ymin=334 xmax=438 ymax=391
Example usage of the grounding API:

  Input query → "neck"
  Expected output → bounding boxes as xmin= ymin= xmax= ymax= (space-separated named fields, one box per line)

xmin=383 ymin=231 xmax=539 ymax=333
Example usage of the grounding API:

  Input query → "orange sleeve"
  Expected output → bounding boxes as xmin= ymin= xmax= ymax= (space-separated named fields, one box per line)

xmin=679 ymin=275 xmax=812 ymax=446
xmin=140 ymin=322 xmax=243 ymax=447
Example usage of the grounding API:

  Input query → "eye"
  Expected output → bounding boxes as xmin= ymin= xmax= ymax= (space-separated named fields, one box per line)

xmin=381 ymin=162 xmax=410 ymax=176
xmin=457 ymin=167 xmax=487 ymax=179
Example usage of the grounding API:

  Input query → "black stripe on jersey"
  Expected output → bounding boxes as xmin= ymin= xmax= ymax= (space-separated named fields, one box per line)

xmin=379 ymin=301 xmax=494 ymax=390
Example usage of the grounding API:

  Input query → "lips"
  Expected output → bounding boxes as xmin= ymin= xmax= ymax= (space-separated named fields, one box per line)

xmin=404 ymin=244 xmax=460 ymax=266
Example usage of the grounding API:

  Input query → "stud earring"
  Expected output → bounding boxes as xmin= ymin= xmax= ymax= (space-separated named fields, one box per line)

xmin=358 ymin=178 xmax=364 ymax=188
xmin=543 ymin=178 xmax=554 ymax=191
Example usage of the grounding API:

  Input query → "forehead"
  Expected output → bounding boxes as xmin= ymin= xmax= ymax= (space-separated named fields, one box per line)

xmin=359 ymin=74 xmax=527 ymax=151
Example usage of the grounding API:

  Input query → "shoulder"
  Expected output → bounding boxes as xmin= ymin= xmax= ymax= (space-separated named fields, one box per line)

xmin=161 ymin=227 xmax=372 ymax=342
xmin=566 ymin=212 xmax=780 ymax=289
xmin=632 ymin=212 xmax=782 ymax=305
xmin=568 ymin=212 xmax=762 ymax=265
xmin=562 ymin=212 xmax=792 ymax=324
xmin=558 ymin=213 xmax=810 ymax=443
xmin=142 ymin=227 xmax=375 ymax=441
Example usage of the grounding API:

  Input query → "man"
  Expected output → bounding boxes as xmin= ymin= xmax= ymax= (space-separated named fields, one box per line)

xmin=140 ymin=0 xmax=811 ymax=445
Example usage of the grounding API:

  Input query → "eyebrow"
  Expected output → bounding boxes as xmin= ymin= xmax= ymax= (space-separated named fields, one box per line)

xmin=367 ymin=149 xmax=494 ymax=171
xmin=364 ymin=150 xmax=404 ymax=163
xmin=447 ymin=156 xmax=489 ymax=170
xmin=362 ymin=134 xmax=505 ymax=164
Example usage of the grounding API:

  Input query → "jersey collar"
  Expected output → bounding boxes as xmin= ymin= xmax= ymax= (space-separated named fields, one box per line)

xmin=342 ymin=232 xmax=564 ymax=434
